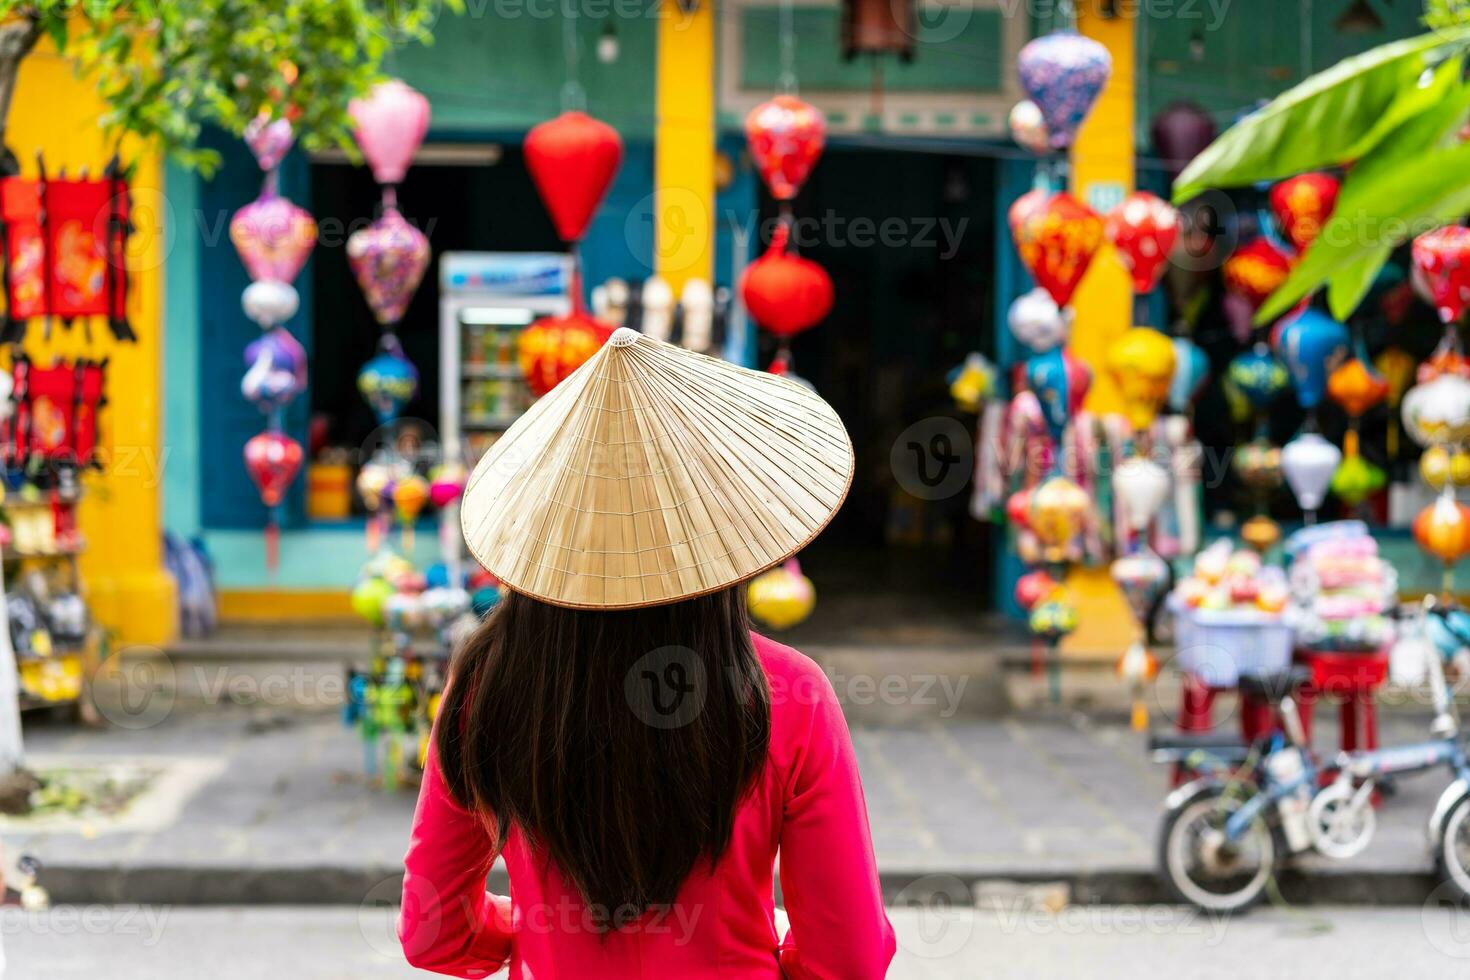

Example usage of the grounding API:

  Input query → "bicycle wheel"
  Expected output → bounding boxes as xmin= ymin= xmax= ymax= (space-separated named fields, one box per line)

xmin=1159 ymin=785 xmax=1279 ymax=912
xmin=1437 ymin=793 xmax=1470 ymax=904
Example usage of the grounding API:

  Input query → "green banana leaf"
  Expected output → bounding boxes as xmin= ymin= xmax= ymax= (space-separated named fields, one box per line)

xmin=1254 ymin=54 xmax=1470 ymax=323
xmin=1172 ymin=27 xmax=1470 ymax=203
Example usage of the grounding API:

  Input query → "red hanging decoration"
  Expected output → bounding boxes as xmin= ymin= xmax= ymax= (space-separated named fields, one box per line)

xmin=517 ymin=311 xmax=613 ymax=397
xmin=1412 ymin=225 xmax=1470 ymax=326
xmin=1223 ymin=238 xmax=1293 ymax=311
xmin=1012 ymin=192 xmax=1104 ymax=309
xmin=1269 ymin=172 xmax=1339 ymax=253
xmin=0 ymin=161 xmax=132 ymax=341
xmin=524 ymin=111 xmax=625 ymax=243
xmin=745 ymin=95 xmax=827 ymax=202
xmin=740 ymin=226 xmax=834 ymax=338
xmin=1104 ymin=191 xmax=1179 ymax=295
xmin=244 ymin=431 xmax=304 ymax=576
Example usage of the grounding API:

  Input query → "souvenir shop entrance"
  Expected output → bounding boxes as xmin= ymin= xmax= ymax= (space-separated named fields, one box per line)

xmin=769 ymin=144 xmax=1002 ymax=636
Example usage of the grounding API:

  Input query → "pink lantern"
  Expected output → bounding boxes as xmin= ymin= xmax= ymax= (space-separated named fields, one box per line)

xmin=346 ymin=207 xmax=431 ymax=327
xmin=350 ymin=80 xmax=431 ymax=186
xmin=244 ymin=114 xmax=295 ymax=173
xmin=230 ymin=194 xmax=317 ymax=284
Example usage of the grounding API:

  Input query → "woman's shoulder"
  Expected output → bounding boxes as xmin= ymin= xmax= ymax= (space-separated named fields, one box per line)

xmin=750 ymin=631 xmax=841 ymax=728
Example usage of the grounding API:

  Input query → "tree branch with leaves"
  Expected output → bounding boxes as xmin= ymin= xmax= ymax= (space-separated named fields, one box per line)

xmin=0 ymin=0 xmax=458 ymax=175
xmin=1173 ymin=13 xmax=1470 ymax=324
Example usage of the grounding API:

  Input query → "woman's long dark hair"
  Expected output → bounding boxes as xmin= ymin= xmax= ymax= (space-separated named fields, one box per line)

xmin=434 ymin=586 xmax=771 ymax=923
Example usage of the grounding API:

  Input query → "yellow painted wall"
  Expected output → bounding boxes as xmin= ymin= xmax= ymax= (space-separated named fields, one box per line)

xmin=8 ymin=39 xmax=176 ymax=647
xmin=1064 ymin=3 xmax=1136 ymax=659
xmin=654 ymin=0 xmax=715 ymax=293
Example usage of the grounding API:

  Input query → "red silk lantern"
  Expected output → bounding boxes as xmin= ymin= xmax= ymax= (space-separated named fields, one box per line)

xmin=524 ymin=111 xmax=624 ymax=243
xmin=739 ymin=235 xmax=834 ymax=338
xmin=1104 ymin=192 xmax=1179 ymax=295
xmin=745 ymin=95 xmax=827 ymax=202
xmin=1269 ymin=173 xmax=1339 ymax=254
xmin=1223 ymin=238 xmax=1293 ymax=311
xmin=1007 ymin=188 xmax=1048 ymax=240
xmin=1014 ymin=569 xmax=1057 ymax=611
xmin=518 ymin=310 xmax=613 ymax=397
xmin=244 ymin=431 xmax=304 ymax=508
xmin=1012 ymin=192 xmax=1104 ymax=309
xmin=1412 ymin=225 xmax=1470 ymax=325
xmin=1005 ymin=487 xmax=1033 ymax=530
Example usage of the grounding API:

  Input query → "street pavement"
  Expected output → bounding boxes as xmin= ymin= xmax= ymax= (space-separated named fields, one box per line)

xmin=0 ymin=698 xmax=1450 ymax=906
xmin=5 ymin=904 xmax=1470 ymax=978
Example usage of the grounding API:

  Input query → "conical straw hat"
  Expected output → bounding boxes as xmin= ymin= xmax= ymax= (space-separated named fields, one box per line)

xmin=460 ymin=328 xmax=854 ymax=609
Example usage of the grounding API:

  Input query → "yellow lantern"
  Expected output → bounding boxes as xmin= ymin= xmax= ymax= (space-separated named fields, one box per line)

xmin=748 ymin=559 xmax=816 ymax=630
xmin=1107 ymin=327 xmax=1177 ymax=432
xmin=1029 ymin=475 xmax=1090 ymax=563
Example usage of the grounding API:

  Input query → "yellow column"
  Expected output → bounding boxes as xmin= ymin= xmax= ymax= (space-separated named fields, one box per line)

xmin=653 ymin=0 xmax=715 ymax=293
xmin=1063 ymin=1 xmax=1136 ymax=659
xmin=8 ymin=40 xmax=176 ymax=647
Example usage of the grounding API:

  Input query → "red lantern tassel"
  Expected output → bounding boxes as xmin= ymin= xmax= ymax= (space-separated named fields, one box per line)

xmin=264 ymin=511 xmax=280 ymax=581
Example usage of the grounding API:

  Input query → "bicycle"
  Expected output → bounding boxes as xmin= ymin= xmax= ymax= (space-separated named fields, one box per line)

xmin=1147 ymin=599 xmax=1470 ymax=911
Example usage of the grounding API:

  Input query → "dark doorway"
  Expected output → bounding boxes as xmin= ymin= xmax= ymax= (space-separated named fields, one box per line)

xmin=757 ymin=145 xmax=1000 ymax=637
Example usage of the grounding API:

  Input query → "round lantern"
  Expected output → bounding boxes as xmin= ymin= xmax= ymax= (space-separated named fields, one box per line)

xmin=1269 ymin=173 xmax=1339 ymax=253
xmin=1007 ymin=287 xmax=1071 ymax=354
xmin=1414 ymin=495 xmax=1470 ymax=566
xmin=1167 ymin=336 xmax=1210 ymax=413
xmin=346 ymin=207 xmax=431 ymax=327
xmin=524 ymin=111 xmax=625 ymax=243
xmin=1275 ymin=307 xmax=1349 ymax=411
xmin=1029 ymin=596 xmax=1078 ymax=642
xmin=1113 ymin=457 xmax=1171 ymax=534
xmin=244 ymin=431 xmax=304 ymax=508
xmin=244 ymin=114 xmax=295 ymax=172
xmin=242 ymin=327 xmax=308 ymax=413
xmin=1235 ymin=438 xmax=1284 ymax=492
xmin=1012 ymin=192 xmax=1106 ymax=309
xmin=1225 ymin=344 xmax=1289 ymax=413
xmin=357 ymin=343 xmax=420 ymax=424
xmin=1327 ymin=358 xmax=1389 ymax=419
xmin=1411 ymin=225 xmax=1470 ymax=325
xmin=1282 ymin=432 xmax=1342 ymax=515
xmin=739 ymin=243 xmax=834 ymax=338
xmin=242 ymin=280 xmax=300 ymax=328
xmin=1107 ymin=327 xmax=1177 ymax=432
xmin=1016 ymin=32 xmax=1112 ymax=151
xmin=1007 ymin=100 xmax=1050 ymax=155
xmin=349 ymin=80 xmax=432 ymax=186
xmin=748 ymin=559 xmax=816 ymax=630
xmin=1024 ymin=346 xmax=1092 ymax=447
xmin=1014 ymin=569 xmax=1058 ymax=611
xmin=745 ymin=95 xmax=827 ymax=202
xmin=1029 ymin=475 xmax=1090 ymax=563
xmin=518 ymin=311 xmax=614 ymax=397
xmin=1104 ymin=192 xmax=1180 ymax=295
xmin=1402 ymin=374 xmax=1470 ymax=448
xmin=1223 ymin=238 xmax=1292 ymax=311
xmin=1150 ymin=102 xmax=1216 ymax=177
xmin=230 ymin=195 xmax=318 ymax=285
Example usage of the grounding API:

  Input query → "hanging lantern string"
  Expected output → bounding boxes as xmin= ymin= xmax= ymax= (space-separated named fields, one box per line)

xmin=560 ymin=0 xmax=586 ymax=113
xmin=778 ymin=0 xmax=798 ymax=96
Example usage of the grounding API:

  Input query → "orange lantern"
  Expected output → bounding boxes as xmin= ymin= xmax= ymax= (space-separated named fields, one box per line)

xmin=1414 ymin=495 xmax=1470 ymax=566
xmin=1223 ymin=238 xmax=1293 ymax=311
xmin=1012 ymin=192 xmax=1105 ymax=309
xmin=518 ymin=311 xmax=613 ymax=397
xmin=1327 ymin=358 xmax=1389 ymax=419
xmin=1269 ymin=172 xmax=1339 ymax=253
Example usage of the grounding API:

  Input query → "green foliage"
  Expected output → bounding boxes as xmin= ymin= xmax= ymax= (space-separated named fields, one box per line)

xmin=0 ymin=0 xmax=458 ymax=175
xmin=1170 ymin=25 xmax=1470 ymax=323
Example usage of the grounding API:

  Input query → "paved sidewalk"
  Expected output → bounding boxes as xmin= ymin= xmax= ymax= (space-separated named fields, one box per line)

xmin=0 ymin=704 xmax=1449 ymax=906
